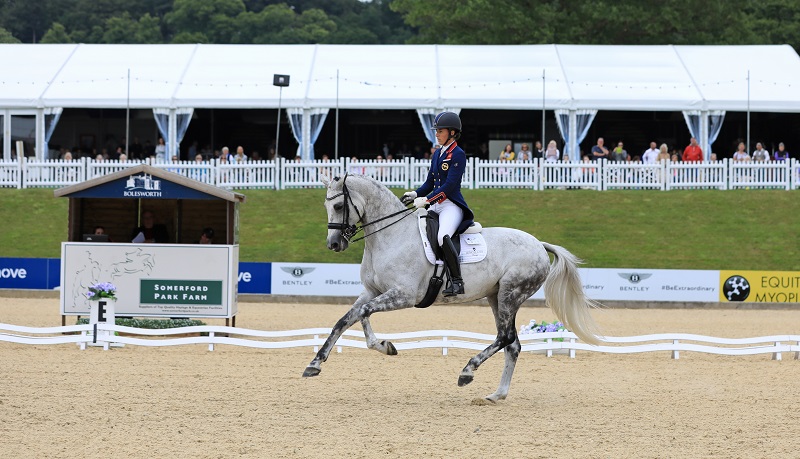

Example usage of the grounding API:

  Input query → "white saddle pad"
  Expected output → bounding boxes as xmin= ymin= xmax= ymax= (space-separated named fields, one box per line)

xmin=417 ymin=210 xmax=487 ymax=265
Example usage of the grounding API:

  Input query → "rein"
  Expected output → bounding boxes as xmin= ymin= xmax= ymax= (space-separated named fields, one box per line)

xmin=326 ymin=174 xmax=415 ymax=243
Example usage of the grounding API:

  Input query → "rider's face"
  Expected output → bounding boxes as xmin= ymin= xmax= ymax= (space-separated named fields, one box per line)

xmin=435 ymin=128 xmax=451 ymax=146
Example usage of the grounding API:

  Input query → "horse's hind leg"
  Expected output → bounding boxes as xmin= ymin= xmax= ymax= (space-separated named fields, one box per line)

xmin=458 ymin=291 xmax=521 ymax=397
xmin=361 ymin=318 xmax=397 ymax=356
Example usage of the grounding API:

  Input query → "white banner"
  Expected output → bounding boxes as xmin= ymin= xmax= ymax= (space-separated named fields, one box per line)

xmin=270 ymin=263 xmax=720 ymax=302
xmin=271 ymin=262 xmax=363 ymax=296
xmin=61 ymin=243 xmax=238 ymax=317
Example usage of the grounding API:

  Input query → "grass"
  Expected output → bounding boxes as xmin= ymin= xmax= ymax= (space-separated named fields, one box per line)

xmin=1 ymin=187 xmax=798 ymax=270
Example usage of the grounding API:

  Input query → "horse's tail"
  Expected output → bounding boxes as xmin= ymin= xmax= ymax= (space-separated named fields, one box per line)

xmin=541 ymin=242 xmax=603 ymax=345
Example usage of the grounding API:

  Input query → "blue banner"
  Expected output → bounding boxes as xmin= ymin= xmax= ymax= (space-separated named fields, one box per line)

xmin=0 ymin=258 xmax=271 ymax=294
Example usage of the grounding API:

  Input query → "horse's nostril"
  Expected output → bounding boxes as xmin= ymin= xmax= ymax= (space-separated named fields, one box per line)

xmin=330 ymin=242 xmax=339 ymax=251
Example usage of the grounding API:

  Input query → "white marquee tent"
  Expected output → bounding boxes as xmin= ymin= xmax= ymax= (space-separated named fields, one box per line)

xmin=1 ymin=43 xmax=799 ymax=160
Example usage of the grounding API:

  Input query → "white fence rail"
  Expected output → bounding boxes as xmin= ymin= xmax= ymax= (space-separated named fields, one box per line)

xmin=3 ymin=157 xmax=799 ymax=191
xmin=2 ymin=323 xmax=798 ymax=360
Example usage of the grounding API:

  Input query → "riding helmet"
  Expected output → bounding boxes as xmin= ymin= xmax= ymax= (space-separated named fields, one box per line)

xmin=431 ymin=111 xmax=462 ymax=132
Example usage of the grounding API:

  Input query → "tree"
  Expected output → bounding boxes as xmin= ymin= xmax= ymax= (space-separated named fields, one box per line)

xmin=0 ymin=26 xmax=21 ymax=43
xmin=40 ymin=23 xmax=72 ymax=44
xmin=164 ymin=0 xmax=246 ymax=43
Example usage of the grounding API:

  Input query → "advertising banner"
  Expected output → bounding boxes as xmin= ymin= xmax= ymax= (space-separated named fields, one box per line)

xmin=271 ymin=262 xmax=362 ymax=296
xmin=0 ymin=258 xmax=49 ymax=290
xmin=237 ymin=262 xmax=271 ymax=294
xmin=719 ymin=270 xmax=800 ymax=303
xmin=61 ymin=243 xmax=238 ymax=317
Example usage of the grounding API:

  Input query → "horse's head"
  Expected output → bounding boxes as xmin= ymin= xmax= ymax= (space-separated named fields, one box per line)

xmin=321 ymin=174 xmax=365 ymax=252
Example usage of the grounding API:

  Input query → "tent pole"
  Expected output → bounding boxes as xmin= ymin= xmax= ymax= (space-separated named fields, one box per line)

xmin=746 ymin=70 xmax=750 ymax=154
xmin=126 ymin=68 xmax=130 ymax=156
xmin=335 ymin=69 xmax=339 ymax=160
xmin=276 ymin=87 xmax=283 ymax=159
xmin=541 ymin=68 xmax=545 ymax=159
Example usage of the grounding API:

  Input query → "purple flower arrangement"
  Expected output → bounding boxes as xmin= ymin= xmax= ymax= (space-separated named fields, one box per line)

xmin=85 ymin=282 xmax=117 ymax=301
xmin=519 ymin=319 xmax=565 ymax=335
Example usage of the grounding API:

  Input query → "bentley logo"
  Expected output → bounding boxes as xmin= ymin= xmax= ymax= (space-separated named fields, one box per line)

xmin=281 ymin=267 xmax=315 ymax=278
xmin=618 ymin=273 xmax=652 ymax=284
xmin=441 ymin=162 xmax=449 ymax=171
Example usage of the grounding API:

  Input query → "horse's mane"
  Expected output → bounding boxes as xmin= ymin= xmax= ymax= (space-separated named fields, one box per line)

xmin=332 ymin=173 xmax=406 ymax=213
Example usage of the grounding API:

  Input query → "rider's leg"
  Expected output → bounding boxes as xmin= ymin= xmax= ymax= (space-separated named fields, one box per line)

xmin=436 ymin=201 xmax=464 ymax=296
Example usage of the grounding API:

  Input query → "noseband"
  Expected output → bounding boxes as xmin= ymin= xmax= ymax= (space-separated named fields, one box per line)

xmin=326 ymin=174 xmax=415 ymax=243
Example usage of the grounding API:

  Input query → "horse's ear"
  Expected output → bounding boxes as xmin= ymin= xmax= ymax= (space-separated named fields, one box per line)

xmin=320 ymin=173 xmax=331 ymax=187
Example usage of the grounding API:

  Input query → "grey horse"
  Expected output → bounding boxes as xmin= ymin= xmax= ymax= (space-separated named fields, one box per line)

xmin=304 ymin=174 xmax=601 ymax=402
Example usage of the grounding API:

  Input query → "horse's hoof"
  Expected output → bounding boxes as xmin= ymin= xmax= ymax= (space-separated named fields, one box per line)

xmin=458 ymin=374 xmax=474 ymax=387
xmin=383 ymin=340 xmax=398 ymax=356
xmin=302 ymin=366 xmax=321 ymax=378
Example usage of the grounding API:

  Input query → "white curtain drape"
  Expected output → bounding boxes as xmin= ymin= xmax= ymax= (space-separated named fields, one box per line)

xmin=175 ymin=108 xmax=193 ymax=159
xmin=683 ymin=110 xmax=725 ymax=160
xmin=44 ymin=107 xmax=63 ymax=159
xmin=708 ymin=110 xmax=725 ymax=157
xmin=152 ymin=108 xmax=170 ymax=160
xmin=287 ymin=108 xmax=303 ymax=159
xmin=682 ymin=111 xmax=701 ymax=141
xmin=307 ymin=108 xmax=329 ymax=160
xmin=555 ymin=109 xmax=597 ymax=161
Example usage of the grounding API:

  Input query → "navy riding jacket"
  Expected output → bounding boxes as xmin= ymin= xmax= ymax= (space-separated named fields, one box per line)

xmin=415 ymin=142 xmax=474 ymax=226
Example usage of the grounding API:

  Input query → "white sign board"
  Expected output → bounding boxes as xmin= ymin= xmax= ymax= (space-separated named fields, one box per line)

xmin=61 ymin=243 xmax=238 ymax=317
xmin=271 ymin=262 xmax=363 ymax=296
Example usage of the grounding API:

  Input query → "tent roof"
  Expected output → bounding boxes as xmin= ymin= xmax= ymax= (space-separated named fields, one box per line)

xmin=2 ymin=43 xmax=799 ymax=112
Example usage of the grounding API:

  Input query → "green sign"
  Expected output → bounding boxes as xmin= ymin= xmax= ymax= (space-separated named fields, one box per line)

xmin=140 ymin=280 xmax=223 ymax=305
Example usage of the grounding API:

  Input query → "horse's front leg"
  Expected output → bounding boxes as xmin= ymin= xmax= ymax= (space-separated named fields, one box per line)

xmin=303 ymin=288 xmax=411 ymax=377
xmin=361 ymin=317 xmax=397 ymax=356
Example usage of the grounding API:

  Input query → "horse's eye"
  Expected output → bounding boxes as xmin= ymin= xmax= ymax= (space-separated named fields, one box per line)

xmin=333 ymin=203 xmax=343 ymax=211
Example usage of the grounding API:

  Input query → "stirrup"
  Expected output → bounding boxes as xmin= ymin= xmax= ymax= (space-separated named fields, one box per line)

xmin=442 ymin=278 xmax=464 ymax=297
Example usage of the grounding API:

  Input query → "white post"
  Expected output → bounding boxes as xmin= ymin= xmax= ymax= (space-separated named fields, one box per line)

xmin=36 ymin=108 xmax=45 ymax=160
xmin=700 ymin=110 xmax=710 ymax=161
xmin=302 ymin=109 xmax=311 ymax=161
xmin=2 ymin=111 xmax=10 ymax=161
xmin=568 ymin=110 xmax=577 ymax=162
xmin=168 ymin=108 xmax=177 ymax=160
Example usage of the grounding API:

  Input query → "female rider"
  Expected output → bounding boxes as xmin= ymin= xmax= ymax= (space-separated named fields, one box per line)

xmin=401 ymin=112 xmax=474 ymax=296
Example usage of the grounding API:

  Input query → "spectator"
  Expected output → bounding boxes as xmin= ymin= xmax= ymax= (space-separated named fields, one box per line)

xmin=752 ymin=142 xmax=770 ymax=162
xmin=144 ymin=139 xmax=156 ymax=158
xmin=220 ymin=146 xmax=231 ymax=162
xmin=591 ymin=137 xmax=609 ymax=161
xmin=517 ymin=143 xmax=532 ymax=162
xmin=544 ymin=140 xmax=560 ymax=162
xmin=682 ymin=137 xmax=703 ymax=162
xmin=118 ymin=153 xmax=128 ymax=162
xmin=198 ymin=227 xmax=214 ymax=245
xmin=62 ymin=151 xmax=73 ymax=161
xmin=95 ymin=154 xmax=104 ymax=162
xmin=233 ymin=146 xmax=248 ymax=163
xmin=129 ymin=137 xmax=143 ymax=160
xmin=498 ymin=144 xmax=515 ymax=161
xmin=733 ymin=142 xmax=750 ymax=162
xmin=534 ymin=141 xmax=544 ymax=160
xmin=611 ymin=141 xmax=628 ymax=162
xmin=250 ymin=151 xmax=262 ymax=161
xmin=642 ymin=142 xmax=659 ymax=164
xmin=709 ymin=153 xmax=718 ymax=161
xmin=657 ymin=144 xmax=671 ymax=162
xmin=774 ymin=142 xmax=790 ymax=161
xmin=155 ymin=137 xmax=167 ymax=163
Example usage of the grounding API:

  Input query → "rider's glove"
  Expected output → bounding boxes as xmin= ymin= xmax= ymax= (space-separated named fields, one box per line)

xmin=401 ymin=191 xmax=417 ymax=205
xmin=413 ymin=196 xmax=429 ymax=209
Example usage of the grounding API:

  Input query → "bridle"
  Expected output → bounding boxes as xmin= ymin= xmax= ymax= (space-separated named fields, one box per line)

xmin=326 ymin=174 xmax=415 ymax=243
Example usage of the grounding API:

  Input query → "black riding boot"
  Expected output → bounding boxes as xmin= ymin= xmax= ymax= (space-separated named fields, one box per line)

xmin=441 ymin=235 xmax=464 ymax=296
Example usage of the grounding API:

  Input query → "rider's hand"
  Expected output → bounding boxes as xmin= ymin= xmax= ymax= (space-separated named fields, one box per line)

xmin=401 ymin=191 xmax=417 ymax=205
xmin=413 ymin=197 xmax=429 ymax=209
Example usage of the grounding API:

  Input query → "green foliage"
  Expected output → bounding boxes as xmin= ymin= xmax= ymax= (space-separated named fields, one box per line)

xmin=40 ymin=23 xmax=72 ymax=44
xmin=0 ymin=26 xmax=21 ymax=43
xmin=77 ymin=317 xmax=207 ymax=328
xmin=2 ymin=187 xmax=799 ymax=270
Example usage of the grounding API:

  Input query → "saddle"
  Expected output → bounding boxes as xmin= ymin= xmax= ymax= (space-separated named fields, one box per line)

xmin=414 ymin=211 xmax=480 ymax=309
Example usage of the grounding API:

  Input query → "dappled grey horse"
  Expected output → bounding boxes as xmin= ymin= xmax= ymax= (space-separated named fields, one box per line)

xmin=303 ymin=174 xmax=601 ymax=401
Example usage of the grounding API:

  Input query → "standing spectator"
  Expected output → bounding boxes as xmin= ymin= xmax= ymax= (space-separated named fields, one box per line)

xmin=752 ymin=142 xmax=770 ymax=162
xmin=534 ymin=141 xmax=544 ymax=160
xmin=774 ymin=142 xmax=790 ymax=161
xmin=590 ymin=137 xmax=609 ymax=161
xmin=544 ymin=140 xmax=560 ymax=162
xmin=682 ymin=137 xmax=703 ymax=162
xmin=144 ymin=139 xmax=156 ymax=159
xmin=220 ymin=146 xmax=232 ymax=162
xmin=129 ymin=137 xmax=143 ymax=160
xmin=657 ymin=144 xmax=671 ymax=162
xmin=611 ymin=141 xmax=628 ymax=162
xmin=154 ymin=137 xmax=167 ymax=163
xmin=498 ymin=144 xmax=515 ymax=161
xmin=233 ymin=146 xmax=248 ymax=163
xmin=732 ymin=142 xmax=750 ymax=162
xmin=642 ymin=142 xmax=659 ymax=164
xmin=517 ymin=143 xmax=532 ymax=162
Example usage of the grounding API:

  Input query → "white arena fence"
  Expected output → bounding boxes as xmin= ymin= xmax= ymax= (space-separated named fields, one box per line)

xmin=3 ymin=157 xmax=799 ymax=191
xmin=1 ymin=322 xmax=798 ymax=360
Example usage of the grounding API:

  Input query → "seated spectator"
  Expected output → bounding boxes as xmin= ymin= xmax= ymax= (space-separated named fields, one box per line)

xmin=93 ymin=226 xmax=113 ymax=242
xmin=544 ymin=140 xmax=560 ymax=162
xmin=752 ymin=142 xmax=770 ymax=162
xmin=498 ymin=144 xmax=515 ymax=161
xmin=774 ymin=142 xmax=790 ymax=161
xmin=611 ymin=141 xmax=628 ymax=162
xmin=198 ymin=227 xmax=214 ymax=244
xmin=733 ymin=142 xmax=750 ymax=162
xmin=130 ymin=210 xmax=169 ymax=243
xmin=517 ymin=143 xmax=532 ymax=162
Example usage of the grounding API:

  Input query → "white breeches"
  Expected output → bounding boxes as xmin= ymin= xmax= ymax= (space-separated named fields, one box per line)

xmin=430 ymin=199 xmax=463 ymax=246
